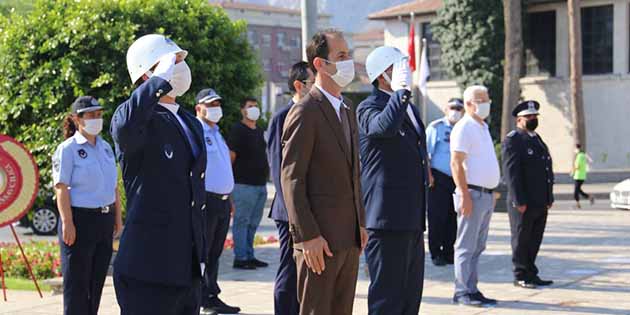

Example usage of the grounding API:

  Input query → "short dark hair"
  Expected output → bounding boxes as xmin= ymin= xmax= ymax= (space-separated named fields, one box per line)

xmin=372 ymin=80 xmax=379 ymax=89
xmin=288 ymin=61 xmax=310 ymax=93
xmin=240 ymin=97 xmax=258 ymax=109
xmin=306 ymin=29 xmax=343 ymax=74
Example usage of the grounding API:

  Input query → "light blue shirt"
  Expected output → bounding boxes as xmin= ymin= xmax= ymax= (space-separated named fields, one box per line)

xmin=426 ymin=117 xmax=455 ymax=177
xmin=52 ymin=132 xmax=117 ymax=208
xmin=198 ymin=118 xmax=234 ymax=194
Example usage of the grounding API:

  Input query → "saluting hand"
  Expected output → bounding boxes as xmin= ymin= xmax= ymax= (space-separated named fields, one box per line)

xmin=62 ymin=220 xmax=76 ymax=246
xmin=301 ymin=236 xmax=334 ymax=275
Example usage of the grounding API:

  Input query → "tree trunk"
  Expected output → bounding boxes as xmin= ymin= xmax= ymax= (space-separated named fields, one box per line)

xmin=568 ymin=0 xmax=586 ymax=149
xmin=501 ymin=0 xmax=523 ymax=138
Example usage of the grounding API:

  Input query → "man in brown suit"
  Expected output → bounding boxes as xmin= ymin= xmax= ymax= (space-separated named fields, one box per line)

xmin=281 ymin=29 xmax=368 ymax=315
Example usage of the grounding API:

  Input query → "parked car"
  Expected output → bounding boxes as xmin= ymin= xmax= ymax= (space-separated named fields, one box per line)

xmin=20 ymin=197 xmax=60 ymax=235
xmin=610 ymin=179 xmax=630 ymax=210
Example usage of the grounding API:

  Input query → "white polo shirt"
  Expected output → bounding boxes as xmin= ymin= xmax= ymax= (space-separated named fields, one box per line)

xmin=450 ymin=114 xmax=500 ymax=189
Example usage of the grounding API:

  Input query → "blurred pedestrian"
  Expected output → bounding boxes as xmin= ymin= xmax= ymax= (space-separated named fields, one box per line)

xmin=573 ymin=144 xmax=595 ymax=208
xmin=229 ymin=97 xmax=269 ymax=270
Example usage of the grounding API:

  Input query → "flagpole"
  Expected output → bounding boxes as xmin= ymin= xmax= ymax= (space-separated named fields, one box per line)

xmin=421 ymin=38 xmax=428 ymax=122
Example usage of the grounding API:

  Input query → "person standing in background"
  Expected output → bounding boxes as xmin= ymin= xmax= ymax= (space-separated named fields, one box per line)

xmin=425 ymin=98 xmax=464 ymax=267
xmin=229 ymin=97 xmax=270 ymax=270
xmin=573 ymin=144 xmax=595 ymax=209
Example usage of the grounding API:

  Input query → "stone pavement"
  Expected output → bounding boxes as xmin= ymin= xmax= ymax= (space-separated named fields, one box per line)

xmin=1 ymin=200 xmax=630 ymax=315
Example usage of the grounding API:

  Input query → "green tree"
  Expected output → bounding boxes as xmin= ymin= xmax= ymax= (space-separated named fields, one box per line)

xmin=0 ymin=0 xmax=263 ymax=200
xmin=432 ymin=0 xmax=505 ymax=138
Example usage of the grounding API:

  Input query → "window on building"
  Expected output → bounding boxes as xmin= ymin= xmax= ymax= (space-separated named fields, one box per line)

xmin=247 ymin=30 xmax=258 ymax=47
xmin=277 ymin=32 xmax=286 ymax=49
xmin=263 ymin=59 xmax=272 ymax=72
xmin=581 ymin=5 xmax=613 ymax=74
xmin=421 ymin=22 xmax=447 ymax=81
xmin=262 ymin=34 xmax=271 ymax=47
xmin=291 ymin=35 xmax=301 ymax=48
xmin=524 ymin=11 xmax=556 ymax=76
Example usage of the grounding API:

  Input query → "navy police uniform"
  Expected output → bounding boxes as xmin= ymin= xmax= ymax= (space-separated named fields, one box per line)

xmin=52 ymin=96 xmax=117 ymax=315
xmin=502 ymin=101 xmax=554 ymax=283
xmin=110 ymin=76 xmax=207 ymax=315
xmin=357 ymin=88 xmax=429 ymax=315
xmin=266 ymin=99 xmax=299 ymax=315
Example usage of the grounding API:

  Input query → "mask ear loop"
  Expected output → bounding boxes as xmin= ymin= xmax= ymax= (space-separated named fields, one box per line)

xmin=382 ymin=72 xmax=392 ymax=84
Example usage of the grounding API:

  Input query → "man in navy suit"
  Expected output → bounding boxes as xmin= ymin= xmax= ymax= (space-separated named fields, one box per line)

xmin=110 ymin=34 xmax=207 ymax=315
xmin=266 ymin=61 xmax=314 ymax=315
xmin=358 ymin=46 xmax=431 ymax=315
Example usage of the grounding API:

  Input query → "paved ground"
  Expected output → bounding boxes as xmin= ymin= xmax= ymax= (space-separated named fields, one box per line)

xmin=1 ymin=200 xmax=629 ymax=315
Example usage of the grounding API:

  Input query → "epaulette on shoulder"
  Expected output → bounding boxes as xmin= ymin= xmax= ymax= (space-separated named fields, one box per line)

xmin=507 ymin=130 xmax=517 ymax=138
xmin=428 ymin=119 xmax=444 ymax=128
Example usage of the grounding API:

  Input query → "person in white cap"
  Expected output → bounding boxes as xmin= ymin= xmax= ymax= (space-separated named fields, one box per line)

xmin=110 ymin=34 xmax=208 ymax=315
xmin=357 ymin=45 xmax=430 ymax=314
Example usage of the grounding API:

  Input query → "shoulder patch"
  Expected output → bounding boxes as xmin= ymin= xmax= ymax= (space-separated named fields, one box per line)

xmin=428 ymin=119 xmax=444 ymax=128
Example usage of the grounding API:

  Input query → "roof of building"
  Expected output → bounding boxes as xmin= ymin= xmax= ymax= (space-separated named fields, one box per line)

xmin=352 ymin=28 xmax=385 ymax=41
xmin=368 ymin=0 xmax=563 ymax=20
xmin=210 ymin=1 xmax=330 ymax=17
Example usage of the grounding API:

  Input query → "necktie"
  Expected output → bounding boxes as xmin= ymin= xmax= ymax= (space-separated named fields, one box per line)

xmin=340 ymin=104 xmax=352 ymax=152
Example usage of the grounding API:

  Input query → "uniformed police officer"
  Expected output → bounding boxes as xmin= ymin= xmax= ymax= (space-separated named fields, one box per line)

xmin=502 ymin=100 xmax=554 ymax=289
xmin=52 ymin=96 xmax=123 ymax=315
xmin=425 ymin=98 xmax=464 ymax=266
xmin=358 ymin=46 xmax=429 ymax=315
xmin=110 ymin=34 xmax=207 ymax=315
xmin=266 ymin=61 xmax=314 ymax=315
xmin=194 ymin=88 xmax=240 ymax=315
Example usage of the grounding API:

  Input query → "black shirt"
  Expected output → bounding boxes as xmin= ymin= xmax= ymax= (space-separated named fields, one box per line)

xmin=228 ymin=121 xmax=269 ymax=186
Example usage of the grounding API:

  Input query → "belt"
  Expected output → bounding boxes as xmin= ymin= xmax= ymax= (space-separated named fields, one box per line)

xmin=468 ymin=185 xmax=494 ymax=194
xmin=72 ymin=204 xmax=114 ymax=214
xmin=207 ymin=191 xmax=230 ymax=201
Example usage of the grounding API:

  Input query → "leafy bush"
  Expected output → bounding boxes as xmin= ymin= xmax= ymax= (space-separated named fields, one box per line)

xmin=0 ymin=241 xmax=61 ymax=279
xmin=0 ymin=0 xmax=263 ymax=204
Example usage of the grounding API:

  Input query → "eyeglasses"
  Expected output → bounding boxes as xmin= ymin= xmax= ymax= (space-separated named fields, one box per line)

xmin=449 ymin=106 xmax=463 ymax=111
xmin=301 ymin=80 xmax=315 ymax=85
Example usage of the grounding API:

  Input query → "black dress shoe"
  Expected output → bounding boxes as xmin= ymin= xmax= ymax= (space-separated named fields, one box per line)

xmin=514 ymin=280 xmax=537 ymax=289
xmin=249 ymin=258 xmax=269 ymax=267
xmin=200 ymin=308 xmax=219 ymax=315
xmin=453 ymin=294 xmax=482 ymax=307
xmin=532 ymin=276 xmax=554 ymax=286
xmin=432 ymin=257 xmax=447 ymax=266
xmin=471 ymin=292 xmax=497 ymax=306
xmin=206 ymin=296 xmax=241 ymax=314
xmin=233 ymin=259 xmax=256 ymax=270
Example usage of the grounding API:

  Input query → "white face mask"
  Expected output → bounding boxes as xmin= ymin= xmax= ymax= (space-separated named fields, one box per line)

xmin=83 ymin=118 xmax=103 ymax=135
xmin=167 ymin=61 xmax=192 ymax=98
xmin=246 ymin=107 xmax=261 ymax=121
xmin=324 ymin=59 xmax=355 ymax=88
xmin=205 ymin=106 xmax=223 ymax=123
xmin=447 ymin=110 xmax=462 ymax=123
xmin=475 ymin=102 xmax=491 ymax=120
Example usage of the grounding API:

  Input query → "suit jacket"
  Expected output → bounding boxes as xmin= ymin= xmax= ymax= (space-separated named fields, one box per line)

xmin=267 ymin=100 xmax=294 ymax=222
xmin=110 ymin=76 xmax=207 ymax=287
xmin=502 ymin=128 xmax=554 ymax=209
xmin=281 ymin=87 xmax=365 ymax=251
xmin=357 ymin=88 xmax=429 ymax=231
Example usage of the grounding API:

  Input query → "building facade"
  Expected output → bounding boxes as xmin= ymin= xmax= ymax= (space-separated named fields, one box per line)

xmin=370 ymin=0 xmax=630 ymax=172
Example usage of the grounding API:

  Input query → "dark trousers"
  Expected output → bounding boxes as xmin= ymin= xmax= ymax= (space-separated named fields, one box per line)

xmin=427 ymin=169 xmax=457 ymax=261
xmin=201 ymin=193 xmax=231 ymax=305
xmin=295 ymin=246 xmax=360 ymax=315
xmin=274 ymin=221 xmax=299 ymax=315
xmin=574 ymin=179 xmax=590 ymax=202
xmin=366 ymin=230 xmax=424 ymax=315
xmin=508 ymin=206 xmax=548 ymax=281
xmin=59 ymin=209 xmax=114 ymax=315
xmin=114 ymin=272 xmax=201 ymax=315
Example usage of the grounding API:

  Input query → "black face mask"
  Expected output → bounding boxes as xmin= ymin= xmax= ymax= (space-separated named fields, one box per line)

xmin=525 ymin=118 xmax=539 ymax=131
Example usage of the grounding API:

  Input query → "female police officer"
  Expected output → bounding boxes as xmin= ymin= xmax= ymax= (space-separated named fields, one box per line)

xmin=52 ymin=96 xmax=123 ymax=315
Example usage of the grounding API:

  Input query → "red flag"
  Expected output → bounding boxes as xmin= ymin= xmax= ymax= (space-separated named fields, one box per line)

xmin=408 ymin=24 xmax=416 ymax=72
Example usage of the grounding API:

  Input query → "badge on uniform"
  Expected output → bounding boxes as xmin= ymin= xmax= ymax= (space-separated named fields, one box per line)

xmin=78 ymin=149 xmax=88 ymax=159
xmin=527 ymin=148 xmax=534 ymax=156
xmin=164 ymin=144 xmax=174 ymax=159
xmin=205 ymin=137 xmax=212 ymax=145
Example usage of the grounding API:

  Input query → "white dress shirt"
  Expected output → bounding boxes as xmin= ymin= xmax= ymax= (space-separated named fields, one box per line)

xmin=316 ymin=84 xmax=343 ymax=121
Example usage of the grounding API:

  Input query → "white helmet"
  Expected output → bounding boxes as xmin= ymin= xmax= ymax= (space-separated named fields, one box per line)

xmin=126 ymin=34 xmax=188 ymax=83
xmin=365 ymin=46 xmax=407 ymax=83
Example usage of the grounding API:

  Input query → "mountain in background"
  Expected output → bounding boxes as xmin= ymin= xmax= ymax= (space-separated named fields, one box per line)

xmin=209 ymin=0 xmax=410 ymax=34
